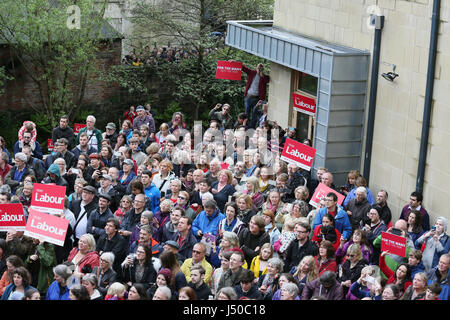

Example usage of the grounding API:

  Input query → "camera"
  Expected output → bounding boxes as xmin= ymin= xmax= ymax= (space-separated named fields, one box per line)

xmin=391 ymin=228 xmax=402 ymax=236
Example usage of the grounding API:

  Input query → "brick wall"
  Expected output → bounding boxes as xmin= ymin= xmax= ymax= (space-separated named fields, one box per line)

xmin=0 ymin=39 xmax=122 ymax=111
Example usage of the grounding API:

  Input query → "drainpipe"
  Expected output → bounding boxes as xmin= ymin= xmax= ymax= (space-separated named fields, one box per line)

xmin=363 ymin=14 xmax=384 ymax=185
xmin=416 ymin=0 xmax=440 ymax=194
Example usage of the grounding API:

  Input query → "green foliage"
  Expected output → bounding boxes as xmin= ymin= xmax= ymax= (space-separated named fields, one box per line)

xmin=0 ymin=0 xmax=111 ymax=125
xmin=0 ymin=67 xmax=13 ymax=96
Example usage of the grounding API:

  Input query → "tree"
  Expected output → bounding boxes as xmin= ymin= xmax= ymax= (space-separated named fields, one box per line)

xmin=0 ymin=66 xmax=13 ymax=96
xmin=129 ymin=0 xmax=274 ymax=120
xmin=0 ymin=0 xmax=112 ymax=127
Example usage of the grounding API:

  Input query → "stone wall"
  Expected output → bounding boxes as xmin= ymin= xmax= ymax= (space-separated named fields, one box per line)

xmin=270 ymin=0 xmax=450 ymax=222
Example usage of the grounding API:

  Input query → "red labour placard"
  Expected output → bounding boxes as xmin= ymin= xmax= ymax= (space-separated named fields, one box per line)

xmin=280 ymin=138 xmax=316 ymax=171
xmin=381 ymin=232 xmax=407 ymax=258
xmin=74 ymin=123 xmax=86 ymax=135
xmin=0 ymin=203 xmax=26 ymax=231
xmin=31 ymin=183 xmax=66 ymax=215
xmin=24 ymin=208 xmax=69 ymax=247
xmin=309 ymin=183 xmax=345 ymax=209
xmin=216 ymin=60 xmax=243 ymax=80
xmin=292 ymin=92 xmax=316 ymax=117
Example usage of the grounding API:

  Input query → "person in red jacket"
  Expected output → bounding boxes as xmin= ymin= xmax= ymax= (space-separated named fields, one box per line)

xmin=124 ymin=105 xmax=137 ymax=124
xmin=314 ymin=240 xmax=337 ymax=276
xmin=380 ymin=250 xmax=412 ymax=298
xmin=312 ymin=213 xmax=341 ymax=252
xmin=66 ymin=233 xmax=100 ymax=281
xmin=241 ymin=63 xmax=270 ymax=127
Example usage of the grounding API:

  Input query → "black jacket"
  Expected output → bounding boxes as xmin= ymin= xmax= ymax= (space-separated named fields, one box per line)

xmin=122 ymin=259 xmax=157 ymax=289
xmin=92 ymin=266 xmax=117 ymax=296
xmin=171 ymin=231 xmax=197 ymax=260
xmin=238 ymin=228 xmax=271 ymax=266
xmin=234 ymin=283 xmax=263 ymax=300
xmin=188 ymin=281 xmax=212 ymax=300
xmin=283 ymin=238 xmax=319 ymax=273
xmin=52 ymin=126 xmax=75 ymax=149
xmin=96 ymin=232 xmax=128 ymax=273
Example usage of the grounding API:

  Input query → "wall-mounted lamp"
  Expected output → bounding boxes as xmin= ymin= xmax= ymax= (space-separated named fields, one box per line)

xmin=381 ymin=64 xmax=399 ymax=82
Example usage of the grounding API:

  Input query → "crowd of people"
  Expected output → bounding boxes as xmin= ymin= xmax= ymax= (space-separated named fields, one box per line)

xmin=122 ymin=37 xmax=224 ymax=67
xmin=0 ymin=64 xmax=448 ymax=302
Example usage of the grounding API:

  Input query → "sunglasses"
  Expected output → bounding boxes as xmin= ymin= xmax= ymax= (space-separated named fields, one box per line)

xmin=347 ymin=254 xmax=355 ymax=258
xmin=178 ymin=196 xmax=186 ymax=200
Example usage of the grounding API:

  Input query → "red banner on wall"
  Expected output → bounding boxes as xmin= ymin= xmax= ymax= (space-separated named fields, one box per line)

xmin=280 ymin=138 xmax=316 ymax=171
xmin=292 ymin=92 xmax=316 ymax=117
xmin=309 ymin=183 xmax=345 ymax=209
xmin=31 ymin=183 xmax=66 ymax=215
xmin=216 ymin=60 xmax=243 ymax=80
xmin=381 ymin=232 xmax=407 ymax=258
xmin=0 ymin=204 xmax=26 ymax=231
xmin=24 ymin=208 xmax=69 ymax=246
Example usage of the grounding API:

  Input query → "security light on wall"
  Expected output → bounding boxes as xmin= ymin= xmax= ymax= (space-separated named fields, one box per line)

xmin=381 ymin=64 xmax=399 ymax=82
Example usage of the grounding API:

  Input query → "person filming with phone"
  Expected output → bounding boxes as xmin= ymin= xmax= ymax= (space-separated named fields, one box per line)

xmin=373 ymin=219 xmax=415 ymax=277
xmin=415 ymin=216 xmax=449 ymax=273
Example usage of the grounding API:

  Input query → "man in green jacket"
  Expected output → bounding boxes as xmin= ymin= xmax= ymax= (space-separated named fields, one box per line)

xmin=75 ymin=115 xmax=102 ymax=152
xmin=373 ymin=219 xmax=413 ymax=278
xmin=26 ymin=239 xmax=58 ymax=296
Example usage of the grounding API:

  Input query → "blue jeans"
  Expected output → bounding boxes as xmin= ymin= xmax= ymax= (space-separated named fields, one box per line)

xmin=244 ymin=95 xmax=260 ymax=127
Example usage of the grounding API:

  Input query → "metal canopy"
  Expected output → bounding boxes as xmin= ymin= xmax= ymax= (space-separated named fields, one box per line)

xmin=226 ymin=20 xmax=371 ymax=185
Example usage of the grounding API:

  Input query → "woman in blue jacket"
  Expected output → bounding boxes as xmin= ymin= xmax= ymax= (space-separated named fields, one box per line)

xmin=1 ymin=266 xmax=36 ymax=300
xmin=312 ymin=192 xmax=353 ymax=241
xmin=46 ymin=264 xmax=73 ymax=300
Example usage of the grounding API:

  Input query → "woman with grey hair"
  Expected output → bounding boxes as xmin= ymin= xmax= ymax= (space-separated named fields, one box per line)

xmin=91 ymin=252 xmax=117 ymax=297
xmin=257 ymin=257 xmax=284 ymax=300
xmin=280 ymin=282 xmax=300 ymax=300
xmin=46 ymin=264 xmax=73 ymax=300
xmin=4 ymin=152 xmax=35 ymax=192
xmin=415 ymin=216 xmax=449 ymax=272
xmin=81 ymin=273 xmax=103 ymax=300
xmin=216 ymin=286 xmax=238 ymax=300
xmin=152 ymin=285 xmax=171 ymax=300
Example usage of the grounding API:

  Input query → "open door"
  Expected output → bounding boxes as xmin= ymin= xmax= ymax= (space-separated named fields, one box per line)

xmin=292 ymin=71 xmax=318 ymax=145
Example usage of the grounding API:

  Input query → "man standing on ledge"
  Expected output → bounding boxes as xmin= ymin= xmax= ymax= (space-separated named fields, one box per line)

xmin=235 ymin=61 xmax=270 ymax=128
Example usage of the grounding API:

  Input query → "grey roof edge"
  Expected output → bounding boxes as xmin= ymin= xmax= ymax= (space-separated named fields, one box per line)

xmin=226 ymin=20 xmax=370 ymax=57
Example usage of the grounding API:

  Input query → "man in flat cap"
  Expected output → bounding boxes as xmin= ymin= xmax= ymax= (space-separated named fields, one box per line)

xmin=70 ymin=185 xmax=98 ymax=246
xmin=87 ymin=192 xmax=114 ymax=241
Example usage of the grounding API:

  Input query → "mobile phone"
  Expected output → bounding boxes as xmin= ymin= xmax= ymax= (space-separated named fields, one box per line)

xmin=391 ymin=228 xmax=402 ymax=236
xmin=72 ymin=168 xmax=79 ymax=174
xmin=431 ymin=226 xmax=436 ymax=231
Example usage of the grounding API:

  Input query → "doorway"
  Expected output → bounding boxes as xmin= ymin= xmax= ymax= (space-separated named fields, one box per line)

xmin=292 ymin=71 xmax=318 ymax=145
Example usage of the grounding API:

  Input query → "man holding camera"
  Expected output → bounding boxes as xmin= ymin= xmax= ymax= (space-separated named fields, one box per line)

xmin=209 ymin=103 xmax=234 ymax=130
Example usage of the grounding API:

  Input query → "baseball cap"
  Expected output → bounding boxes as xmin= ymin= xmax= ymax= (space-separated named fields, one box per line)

xmin=123 ymin=159 xmax=134 ymax=166
xmin=106 ymin=122 xmax=116 ymax=130
xmin=164 ymin=240 xmax=180 ymax=250
xmin=136 ymin=105 xmax=145 ymax=111
xmin=100 ymin=174 xmax=113 ymax=181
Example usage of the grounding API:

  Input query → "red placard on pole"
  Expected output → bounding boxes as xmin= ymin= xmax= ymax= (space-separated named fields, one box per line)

xmin=31 ymin=183 xmax=66 ymax=215
xmin=381 ymin=232 xmax=407 ymax=258
xmin=216 ymin=60 xmax=243 ymax=80
xmin=280 ymin=138 xmax=316 ymax=171
xmin=309 ymin=183 xmax=345 ymax=209
xmin=24 ymin=208 xmax=69 ymax=246
xmin=48 ymin=139 xmax=54 ymax=152
xmin=74 ymin=123 xmax=86 ymax=135
xmin=0 ymin=203 xmax=26 ymax=231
